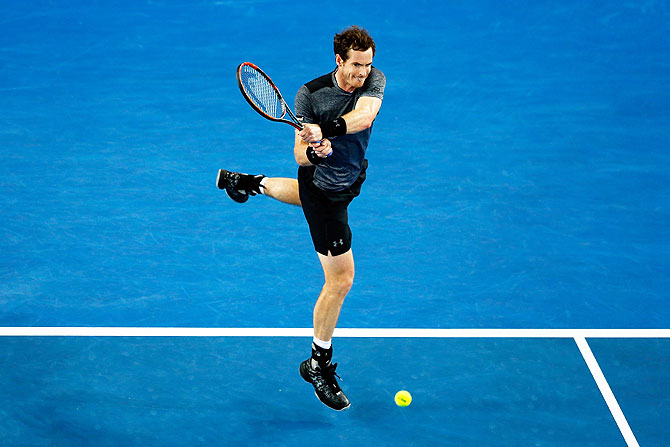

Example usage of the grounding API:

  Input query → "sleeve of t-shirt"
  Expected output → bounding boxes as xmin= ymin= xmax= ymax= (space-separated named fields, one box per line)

xmin=361 ymin=68 xmax=386 ymax=100
xmin=294 ymin=85 xmax=316 ymax=124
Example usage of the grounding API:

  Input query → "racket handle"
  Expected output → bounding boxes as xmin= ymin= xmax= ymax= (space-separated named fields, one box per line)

xmin=310 ymin=141 xmax=332 ymax=157
xmin=306 ymin=146 xmax=333 ymax=164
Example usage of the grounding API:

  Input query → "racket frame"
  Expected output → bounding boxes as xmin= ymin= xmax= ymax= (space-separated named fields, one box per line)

xmin=236 ymin=62 xmax=303 ymax=131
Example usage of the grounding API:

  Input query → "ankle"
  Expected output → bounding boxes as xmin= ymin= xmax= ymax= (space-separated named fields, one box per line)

xmin=310 ymin=342 xmax=333 ymax=369
xmin=259 ymin=176 xmax=268 ymax=194
xmin=313 ymin=337 xmax=331 ymax=350
xmin=245 ymin=174 xmax=265 ymax=195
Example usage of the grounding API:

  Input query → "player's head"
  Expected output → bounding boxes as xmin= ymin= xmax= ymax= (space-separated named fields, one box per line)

xmin=333 ymin=26 xmax=375 ymax=90
xmin=333 ymin=26 xmax=376 ymax=61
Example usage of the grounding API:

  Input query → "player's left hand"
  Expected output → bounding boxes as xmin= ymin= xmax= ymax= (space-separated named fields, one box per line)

xmin=300 ymin=123 xmax=323 ymax=143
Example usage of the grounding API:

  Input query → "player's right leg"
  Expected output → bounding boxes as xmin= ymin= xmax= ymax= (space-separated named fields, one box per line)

xmin=217 ymin=170 xmax=300 ymax=206
xmin=262 ymin=177 xmax=301 ymax=206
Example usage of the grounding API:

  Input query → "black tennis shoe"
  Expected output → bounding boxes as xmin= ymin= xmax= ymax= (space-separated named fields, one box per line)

xmin=300 ymin=359 xmax=351 ymax=411
xmin=217 ymin=169 xmax=264 ymax=203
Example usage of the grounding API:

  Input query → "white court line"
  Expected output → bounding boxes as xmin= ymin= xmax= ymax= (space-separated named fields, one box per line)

xmin=575 ymin=337 xmax=640 ymax=447
xmin=0 ymin=326 xmax=656 ymax=446
xmin=0 ymin=327 xmax=669 ymax=337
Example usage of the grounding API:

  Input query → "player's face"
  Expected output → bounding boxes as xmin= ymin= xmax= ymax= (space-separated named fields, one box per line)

xmin=336 ymin=47 xmax=373 ymax=92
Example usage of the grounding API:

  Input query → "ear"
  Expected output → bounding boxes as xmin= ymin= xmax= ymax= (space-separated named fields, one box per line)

xmin=335 ymin=54 xmax=344 ymax=67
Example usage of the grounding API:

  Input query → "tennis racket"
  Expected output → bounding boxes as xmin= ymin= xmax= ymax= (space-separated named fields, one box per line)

xmin=236 ymin=62 xmax=304 ymax=131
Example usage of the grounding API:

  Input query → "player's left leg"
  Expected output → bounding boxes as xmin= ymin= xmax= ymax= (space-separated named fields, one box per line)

xmin=299 ymin=248 xmax=354 ymax=411
xmin=313 ymin=249 xmax=355 ymax=341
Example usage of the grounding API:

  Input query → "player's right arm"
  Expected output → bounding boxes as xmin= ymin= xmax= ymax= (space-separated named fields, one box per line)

xmin=294 ymin=86 xmax=314 ymax=166
xmin=294 ymin=132 xmax=331 ymax=166
xmin=294 ymin=131 xmax=311 ymax=166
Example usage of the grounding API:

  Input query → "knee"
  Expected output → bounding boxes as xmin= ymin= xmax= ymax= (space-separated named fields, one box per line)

xmin=325 ymin=271 xmax=355 ymax=296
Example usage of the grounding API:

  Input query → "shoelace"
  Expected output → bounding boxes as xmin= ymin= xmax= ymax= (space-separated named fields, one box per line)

xmin=230 ymin=172 xmax=263 ymax=196
xmin=313 ymin=363 xmax=343 ymax=392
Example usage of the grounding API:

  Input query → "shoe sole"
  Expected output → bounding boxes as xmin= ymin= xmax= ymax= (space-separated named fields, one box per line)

xmin=312 ymin=390 xmax=350 ymax=411
xmin=216 ymin=169 xmax=225 ymax=189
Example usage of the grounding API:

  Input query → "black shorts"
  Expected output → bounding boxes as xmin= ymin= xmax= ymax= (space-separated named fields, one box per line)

xmin=298 ymin=160 xmax=367 ymax=256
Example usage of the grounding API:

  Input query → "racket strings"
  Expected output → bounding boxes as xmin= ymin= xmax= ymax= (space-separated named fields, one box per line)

xmin=239 ymin=66 xmax=284 ymax=119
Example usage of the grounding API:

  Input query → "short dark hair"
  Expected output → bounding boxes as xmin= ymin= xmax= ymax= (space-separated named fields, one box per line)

xmin=333 ymin=26 xmax=376 ymax=61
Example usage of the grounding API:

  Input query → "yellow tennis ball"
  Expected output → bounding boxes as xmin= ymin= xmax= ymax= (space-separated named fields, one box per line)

xmin=394 ymin=390 xmax=412 ymax=407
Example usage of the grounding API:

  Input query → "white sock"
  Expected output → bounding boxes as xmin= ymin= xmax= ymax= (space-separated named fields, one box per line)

xmin=312 ymin=337 xmax=332 ymax=350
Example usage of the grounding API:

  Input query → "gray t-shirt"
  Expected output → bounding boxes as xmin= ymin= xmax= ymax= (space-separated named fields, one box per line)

xmin=295 ymin=67 xmax=385 ymax=191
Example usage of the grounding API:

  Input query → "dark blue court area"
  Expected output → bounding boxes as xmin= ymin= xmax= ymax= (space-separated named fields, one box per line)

xmin=1 ymin=1 xmax=669 ymax=445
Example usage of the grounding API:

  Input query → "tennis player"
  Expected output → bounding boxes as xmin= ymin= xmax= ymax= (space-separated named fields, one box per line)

xmin=218 ymin=26 xmax=385 ymax=411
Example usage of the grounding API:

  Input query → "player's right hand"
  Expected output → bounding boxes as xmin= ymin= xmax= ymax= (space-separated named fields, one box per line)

xmin=310 ymin=138 xmax=332 ymax=158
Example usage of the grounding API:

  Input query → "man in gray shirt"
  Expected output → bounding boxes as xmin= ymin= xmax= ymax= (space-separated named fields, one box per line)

xmin=217 ymin=26 xmax=385 ymax=411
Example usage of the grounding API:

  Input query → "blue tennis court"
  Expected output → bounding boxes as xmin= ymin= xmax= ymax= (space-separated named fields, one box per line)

xmin=1 ymin=1 xmax=668 ymax=445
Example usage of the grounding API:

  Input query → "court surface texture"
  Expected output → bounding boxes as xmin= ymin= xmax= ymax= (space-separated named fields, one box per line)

xmin=1 ymin=1 xmax=668 ymax=446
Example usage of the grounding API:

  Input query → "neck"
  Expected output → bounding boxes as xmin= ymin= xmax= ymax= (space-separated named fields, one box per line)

xmin=334 ymin=68 xmax=355 ymax=93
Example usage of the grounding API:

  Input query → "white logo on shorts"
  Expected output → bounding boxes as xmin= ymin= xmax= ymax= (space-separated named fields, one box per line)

xmin=333 ymin=239 xmax=344 ymax=247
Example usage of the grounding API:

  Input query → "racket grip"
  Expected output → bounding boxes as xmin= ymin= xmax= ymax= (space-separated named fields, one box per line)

xmin=311 ymin=141 xmax=332 ymax=156
xmin=306 ymin=146 xmax=332 ymax=165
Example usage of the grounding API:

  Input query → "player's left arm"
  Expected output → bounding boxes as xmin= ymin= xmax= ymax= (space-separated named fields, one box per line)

xmin=299 ymin=68 xmax=385 ymax=142
xmin=299 ymin=96 xmax=382 ymax=141
xmin=341 ymin=96 xmax=383 ymax=133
